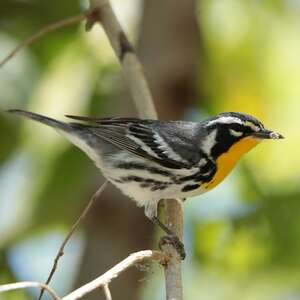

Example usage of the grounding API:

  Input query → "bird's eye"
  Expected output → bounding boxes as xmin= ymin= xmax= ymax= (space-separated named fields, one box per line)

xmin=229 ymin=123 xmax=244 ymax=132
xmin=228 ymin=123 xmax=246 ymax=137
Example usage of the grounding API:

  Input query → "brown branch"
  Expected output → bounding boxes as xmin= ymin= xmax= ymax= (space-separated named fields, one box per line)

xmin=163 ymin=200 xmax=184 ymax=299
xmin=87 ymin=1 xmax=184 ymax=299
xmin=63 ymin=250 xmax=168 ymax=300
xmin=38 ymin=181 xmax=108 ymax=300
xmin=0 ymin=13 xmax=87 ymax=68
xmin=0 ymin=281 xmax=60 ymax=300
xmin=87 ymin=0 xmax=157 ymax=119
xmin=1 ymin=1 xmax=184 ymax=299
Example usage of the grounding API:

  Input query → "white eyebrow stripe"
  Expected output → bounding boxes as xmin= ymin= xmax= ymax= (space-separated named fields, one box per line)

xmin=207 ymin=116 xmax=243 ymax=126
xmin=207 ymin=116 xmax=261 ymax=132
xmin=245 ymin=121 xmax=260 ymax=132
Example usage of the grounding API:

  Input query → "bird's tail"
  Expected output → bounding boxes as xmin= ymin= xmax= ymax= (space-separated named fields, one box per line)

xmin=7 ymin=109 xmax=72 ymax=132
xmin=7 ymin=109 xmax=102 ymax=165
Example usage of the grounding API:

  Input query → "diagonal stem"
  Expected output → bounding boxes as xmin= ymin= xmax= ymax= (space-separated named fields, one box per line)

xmin=0 ymin=13 xmax=87 ymax=68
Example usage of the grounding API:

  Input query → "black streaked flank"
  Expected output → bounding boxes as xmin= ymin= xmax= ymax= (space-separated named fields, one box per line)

xmin=120 ymin=175 xmax=170 ymax=185
xmin=120 ymin=175 xmax=144 ymax=183
xmin=108 ymin=177 xmax=123 ymax=184
xmin=119 ymin=31 xmax=134 ymax=61
xmin=151 ymin=185 xmax=168 ymax=191
xmin=119 ymin=175 xmax=171 ymax=191
xmin=181 ymin=184 xmax=200 ymax=192
xmin=178 ymin=161 xmax=216 ymax=184
xmin=115 ymin=162 xmax=173 ymax=177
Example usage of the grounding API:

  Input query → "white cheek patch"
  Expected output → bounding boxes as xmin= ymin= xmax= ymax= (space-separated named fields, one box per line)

xmin=201 ymin=129 xmax=217 ymax=155
xmin=229 ymin=129 xmax=243 ymax=137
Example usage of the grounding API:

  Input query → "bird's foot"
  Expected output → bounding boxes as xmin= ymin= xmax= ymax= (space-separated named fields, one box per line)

xmin=159 ymin=234 xmax=186 ymax=260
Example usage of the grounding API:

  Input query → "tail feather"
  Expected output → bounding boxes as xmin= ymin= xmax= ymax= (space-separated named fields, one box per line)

xmin=7 ymin=109 xmax=71 ymax=132
xmin=7 ymin=109 xmax=101 ymax=164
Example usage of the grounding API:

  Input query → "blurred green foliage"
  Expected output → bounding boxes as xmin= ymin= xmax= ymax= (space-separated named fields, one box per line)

xmin=1 ymin=0 xmax=300 ymax=300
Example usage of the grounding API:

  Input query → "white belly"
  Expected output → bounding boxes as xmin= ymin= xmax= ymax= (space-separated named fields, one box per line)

xmin=100 ymin=153 xmax=207 ymax=208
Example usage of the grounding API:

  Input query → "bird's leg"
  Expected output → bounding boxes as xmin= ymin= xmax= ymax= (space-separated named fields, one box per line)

xmin=151 ymin=216 xmax=186 ymax=260
xmin=145 ymin=201 xmax=185 ymax=259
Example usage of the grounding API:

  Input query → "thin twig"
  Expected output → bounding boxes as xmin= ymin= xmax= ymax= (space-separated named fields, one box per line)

xmin=63 ymin=250 xmax=168 ymax=300
xmin=0 ymin=13 xmax=87 ymax=68
xmin=103 ymin=284 xmax=112 ymax=300
xmin=38 ymin=181 xmax=108 ymax=300
xmin=0 ymin=250 xmax=166 ymax=300
xmin=0 ymin=281 xmax=60 ymax=300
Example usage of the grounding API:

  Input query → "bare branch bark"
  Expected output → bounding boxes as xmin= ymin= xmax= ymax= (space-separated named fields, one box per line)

xmin=0 ymin=281 xmax=61 ymax=300
xmin=163 ymin=201 xmax=184 ymax=299
xmin=137 ymin=1 xmax=199 ymax=298
xmin=87 ymin=0 xmax=157 ymax=119
xmin=63 ymin=250 xmax=167 ymax=300
xmin=38 ymin=181 xmax=108 ymax=300
xmin=1 ymin=1 xmax=189 ymax=299
xmin=86 ymin=1 xmax=184 ymax=299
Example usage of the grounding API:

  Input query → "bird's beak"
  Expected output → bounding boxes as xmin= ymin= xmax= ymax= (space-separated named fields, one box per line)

xmin=252 ymin=129 xmax=284 ymax=139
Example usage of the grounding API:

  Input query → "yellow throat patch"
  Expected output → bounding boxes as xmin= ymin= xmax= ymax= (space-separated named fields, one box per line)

xmin=204 ymin=137 xmax=260 ymax=190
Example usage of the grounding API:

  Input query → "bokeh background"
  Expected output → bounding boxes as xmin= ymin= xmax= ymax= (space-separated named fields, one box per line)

xmin=0 ymin=0 xmax=299 ymax=299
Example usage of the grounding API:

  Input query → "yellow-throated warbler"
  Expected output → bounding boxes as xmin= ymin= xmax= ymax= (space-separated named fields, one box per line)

xmin=8 ymin=110 xmax=283 ymax=258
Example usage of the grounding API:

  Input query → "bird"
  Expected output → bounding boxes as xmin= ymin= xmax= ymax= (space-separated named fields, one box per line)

xmin=7 ymin=109 xmax=284 ymax=258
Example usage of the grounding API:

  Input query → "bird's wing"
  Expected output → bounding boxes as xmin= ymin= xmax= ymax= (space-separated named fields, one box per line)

xmin=66 ymin=116 xmax=197 ymax=169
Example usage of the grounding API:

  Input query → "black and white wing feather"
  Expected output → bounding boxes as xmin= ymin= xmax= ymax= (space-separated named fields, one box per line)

xmin=66 ymin=116 xmax=199 ymax=169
